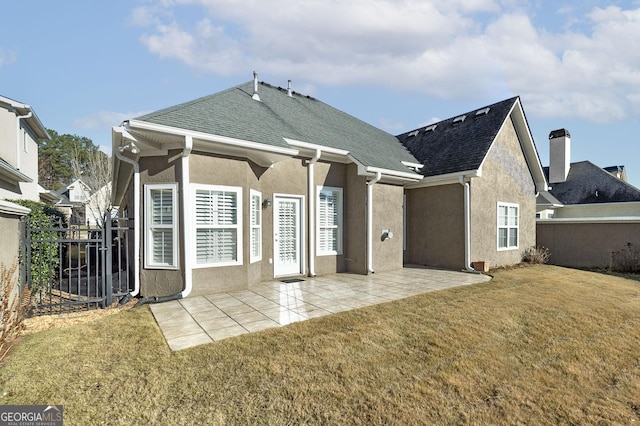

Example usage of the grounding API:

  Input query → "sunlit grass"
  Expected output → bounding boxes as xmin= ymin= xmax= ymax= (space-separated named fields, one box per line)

xmin=2 ymin=265 xmax=640 ymax=424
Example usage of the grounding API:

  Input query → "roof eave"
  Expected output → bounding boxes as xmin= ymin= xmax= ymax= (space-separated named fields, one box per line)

xmin=405 ymin=169 xmax=481 ymax=189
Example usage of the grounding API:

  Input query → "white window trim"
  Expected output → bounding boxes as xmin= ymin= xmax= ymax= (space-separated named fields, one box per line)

xmin=316 ymin=186 xmax=344 ymax=256
xmin=497 ymin=201 xmax=519 ymax=251
xmin=250 ymin=189 xmax=262 ymax=263
xmin=192 ymin=184 xmax=243 ymax=268
xmin=144 ymin=183 xmax=179 ymax=269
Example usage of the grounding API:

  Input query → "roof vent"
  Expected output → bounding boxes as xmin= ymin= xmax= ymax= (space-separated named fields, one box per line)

xmin=453 ymin=115 xmax=466 ymax=124
xmin=287 ymin=80 xmax=293 ymax=97
xmin=424 ymin=124 xmax=437 ymax=132
xmin=475 ymin=107 xmax=490 ymax=116
xmin=252 ymin=71 xmax=261 ymax=101
xmin=408 ymin=130 xmax=420 ymax=137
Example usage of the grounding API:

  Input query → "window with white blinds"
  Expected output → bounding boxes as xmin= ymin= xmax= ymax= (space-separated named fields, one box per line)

xmin=144 ymin=183 xmax=178 ymax=269
xmin=250 ymin=189 xmax=262 ymax=263
xmin=317 ymin=186 xmax=343 ymax=255
xmin=193 ymin=185 xmax=242 ymax=267
xmin=497 ymin=202 xmax=519 ymax=250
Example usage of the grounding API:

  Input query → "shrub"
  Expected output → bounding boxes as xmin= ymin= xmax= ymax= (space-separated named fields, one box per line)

xmin=522 ymin=246 xmax=550 ymax=264
xmin=8 ymin=200 xmax=66 ymax=297
xmin=611 ymin=242 xmax=640 ymax=273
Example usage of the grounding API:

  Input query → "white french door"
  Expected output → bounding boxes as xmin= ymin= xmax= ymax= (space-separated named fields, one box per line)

xmin=274 ymin=195 xmax=303 ymax=277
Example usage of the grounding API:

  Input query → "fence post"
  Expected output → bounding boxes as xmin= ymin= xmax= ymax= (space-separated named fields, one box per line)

xmin=104 ymin=216 xmax=113 ymax=307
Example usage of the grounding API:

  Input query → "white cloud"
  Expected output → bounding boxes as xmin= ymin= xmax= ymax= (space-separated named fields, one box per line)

xmin=73 ymin=110 xmax=151 ymax=130
xmin=132 ymin=1 xmax=640 ymax=123
xmin=0 ymin=49 xmax=17 ymax=68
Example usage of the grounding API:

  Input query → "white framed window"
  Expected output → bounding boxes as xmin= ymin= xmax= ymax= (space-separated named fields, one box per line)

xmin=250 ymin=189 xmax=262 ymax=263
xmin=193 ymin=184 xmax=243 ymax=267
xmin=144 ymin=183 xmax=178 ymax=269
xmin=317 ymin=186 xmax=343 ymax=255
xmin=497 ymin=202 xmax=519 ymax=250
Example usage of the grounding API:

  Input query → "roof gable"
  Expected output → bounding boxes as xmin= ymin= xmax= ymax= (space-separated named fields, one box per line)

xmin=544 ymin=161 xmax=640 ymax=204
xmin=135 ymin=81 xmax=418 ymax=174
xmin=397 ymin=97 xmax=519 ymax=177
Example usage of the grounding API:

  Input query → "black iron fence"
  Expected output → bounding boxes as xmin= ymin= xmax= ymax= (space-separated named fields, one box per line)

xmin=24 ymin=216 xmax=133 ymax=315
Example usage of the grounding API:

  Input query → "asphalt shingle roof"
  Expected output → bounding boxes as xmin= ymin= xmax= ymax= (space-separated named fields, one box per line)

xmin=396 ymin=97 xmax=519 ymax=177
xmin=544 ymin=161 xmax=640 ymax=204
xmin=136 ymin=81 xmax=418 ymax=174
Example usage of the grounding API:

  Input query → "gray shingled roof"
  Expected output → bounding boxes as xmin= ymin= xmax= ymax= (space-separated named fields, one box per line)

xmin=135 ymin=81 xmax=418 ymax=174
xmin=544 ymin=161 xmax=640 ymax=204
xmin=396 ymin=97 xmax=519 ymax=177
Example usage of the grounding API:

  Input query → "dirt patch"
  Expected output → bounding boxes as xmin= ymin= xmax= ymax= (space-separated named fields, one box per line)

xmin=21 ymin=298 xmax=138 ymax=336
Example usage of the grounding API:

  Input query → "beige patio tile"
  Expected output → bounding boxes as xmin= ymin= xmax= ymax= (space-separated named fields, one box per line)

xmin=242 ymin=319 xmax=280 ymax=332
xmin=197 ymin=316 xmax=239 ymax=331
xmin=207 ymin=325 xmax=248 ymax=341
xmin=230 ymin=311 xmax=269 ymax=324
xmin=166 ymin=332 xmax=213 ymax=351
xmin=221 ymin=303 xmax=255 ymax=316
xmin=179 ymin=296 xmax=216 ymax=313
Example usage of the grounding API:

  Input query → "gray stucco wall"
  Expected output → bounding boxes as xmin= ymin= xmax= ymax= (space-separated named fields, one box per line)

xmin=470 ymin=117 xmax=536 ymax=268
xmin=537 ymin=221 xmax=640 ymax=268
xmin=404 ymin=184 xmax=465 ymax=270
xmin=372 ymin=183 xmax=404 ymax=273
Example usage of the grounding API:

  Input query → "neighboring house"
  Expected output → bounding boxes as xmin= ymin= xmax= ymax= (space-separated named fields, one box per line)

xmin=55 ymin=179 xmax=114 ymax=227
xmin=0 ymin=95 xmax=57 ymax=203
xmin=55 ymin=179 xmax=91 ymax=225
xmin=112 ymin=78 xmax=548 ymax=299
xmin=536 ymin=129 xmax=640 ymax=267
xmin=397 ymin=97 xmax=548 ymax=271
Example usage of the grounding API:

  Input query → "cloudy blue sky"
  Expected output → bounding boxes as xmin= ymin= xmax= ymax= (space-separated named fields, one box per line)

xmin=2 ymin=0 xmax=640 ymax=186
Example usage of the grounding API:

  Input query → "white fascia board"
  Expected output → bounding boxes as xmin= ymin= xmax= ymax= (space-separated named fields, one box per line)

xmin=401 ymin=161 xmax=424 ymax=170
xmin=365 ymin=166 xmax=423 ymax=181
xmin=0 ymin=200 xmax=31 ymax=216
xmin=509 ymin=100 xmax=548 ymax=191
xmin=405 ymin=169 xmax=481 ymax=189
xmin=0 ymin=161 xmax=32 ymax=183
xmin=563 ymin=200 xmax=640 ymax=208
xmin=128 ymin=119 xmax=298 ymax=157
xmin=0 ymin=96 xmax=50 ymax=140
xmin=538 ymin=217 xmax=640 ymax=224
xmin=284 ymin=138 xmax=350 ymax=157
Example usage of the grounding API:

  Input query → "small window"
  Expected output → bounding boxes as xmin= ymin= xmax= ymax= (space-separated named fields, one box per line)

xmin=193 ymin=185 xmax=243 ymax=267
xmin=497 ymin=202 xmax=519 ymax=250
xmin=144 ymin=183 xmax=179 ymax=269
xmin=317 ymin=186 xmax=343 ymax=255
xmin=250 ymin=189 xmax=262 ymax=263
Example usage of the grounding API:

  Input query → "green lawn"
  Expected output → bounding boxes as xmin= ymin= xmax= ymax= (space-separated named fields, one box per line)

xmin=2 ymin=265 xmax=640 ymax=425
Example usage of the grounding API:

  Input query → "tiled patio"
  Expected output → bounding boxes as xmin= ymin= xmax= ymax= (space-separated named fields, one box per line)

xmin=149 ymin=267 xmax=491 ymax=351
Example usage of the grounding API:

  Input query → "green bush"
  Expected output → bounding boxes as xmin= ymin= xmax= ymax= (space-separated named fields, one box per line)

xmin=9 ymin=200 xmax=66 ymax=297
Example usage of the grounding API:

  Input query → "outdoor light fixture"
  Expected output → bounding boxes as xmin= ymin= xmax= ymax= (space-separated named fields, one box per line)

xmin=262 ymin=198 xmax=272 ymax=209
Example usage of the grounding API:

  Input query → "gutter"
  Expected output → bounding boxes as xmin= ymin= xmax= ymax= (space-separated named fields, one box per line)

xmin=15 ymin=110 xmax=32 ymax=171
xmin=459 ymin=176 xmax=476 ymax=272
xmin=181 ymin=136 xmax=193 ymax=298
xmin=307 ymin=149 xmax=321 ymax=277
xmin=367 ymin=172 xmax=382 ymax=273
xmin=114 ymin=129 xmax=141 ymax=297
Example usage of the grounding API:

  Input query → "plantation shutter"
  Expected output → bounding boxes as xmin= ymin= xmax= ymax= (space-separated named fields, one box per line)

xmin=317 ymin=187 xmax=343 ymax=254
xmin=146 ymin=184 xmax=177 ymax=268
xmin=195 ymin=188 xmax=240 ymax=265
xmin=250 ymin=192 xmax=261 ymax=262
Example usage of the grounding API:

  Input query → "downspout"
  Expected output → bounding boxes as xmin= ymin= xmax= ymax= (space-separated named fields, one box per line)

xmin=114 ymin=146 xmax=141 ymax=296
xmin=181 ymin=136 xmax=193 ymax=297
xmin=307 ymin=149 xmax=321 ymax=277
xmin=459 ymin=176 xmax=476 ymax=272
xmin=367 ymin=172 xmax=382 ymax=273
xmin=15 ymin=109 xmax=32 ymax=170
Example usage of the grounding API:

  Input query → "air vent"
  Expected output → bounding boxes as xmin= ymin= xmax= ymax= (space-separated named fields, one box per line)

xmin=424 ymin=124 xmax=437 ymax=132
xmin=453 ymin=115 xmax=466 ymax=124
xmin=408 ymin=130 xmax=420 ymax=137
xmin=475 ymin=107 xmax=490 ymax=116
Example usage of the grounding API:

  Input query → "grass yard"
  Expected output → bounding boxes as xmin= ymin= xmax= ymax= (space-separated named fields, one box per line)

xmin=2 ymin=265 xmax=640 ymax=424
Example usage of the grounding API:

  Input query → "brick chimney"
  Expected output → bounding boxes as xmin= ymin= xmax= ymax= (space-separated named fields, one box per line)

xmin=549 ymin=128 xmax=571 ymax=184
